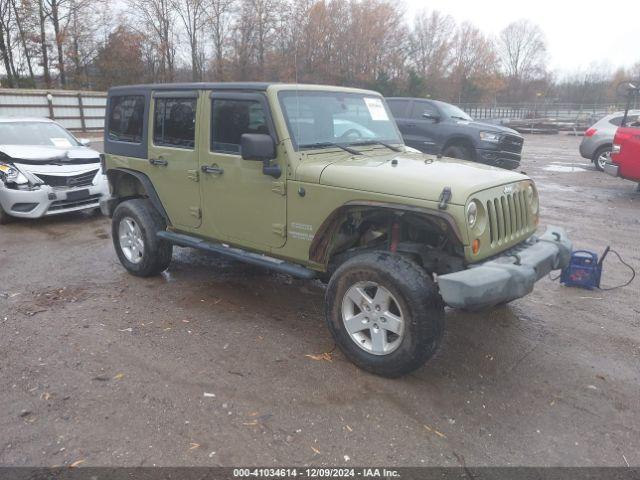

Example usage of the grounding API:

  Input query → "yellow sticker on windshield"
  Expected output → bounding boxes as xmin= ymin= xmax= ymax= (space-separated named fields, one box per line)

xmin=0 ymin=164 xmax=10 ymax=173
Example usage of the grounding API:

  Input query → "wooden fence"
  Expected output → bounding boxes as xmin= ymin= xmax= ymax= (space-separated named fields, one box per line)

xmin=0 ymin=88 xmax=106 ymax=132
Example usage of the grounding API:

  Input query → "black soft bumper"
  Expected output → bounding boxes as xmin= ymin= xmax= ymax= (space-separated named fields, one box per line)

xmin=438 ymin=226 xmax=572 ymax=309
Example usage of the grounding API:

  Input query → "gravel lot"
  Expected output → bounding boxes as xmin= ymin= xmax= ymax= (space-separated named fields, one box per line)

xmin=1 ymin=134 xmax=639 ymax=467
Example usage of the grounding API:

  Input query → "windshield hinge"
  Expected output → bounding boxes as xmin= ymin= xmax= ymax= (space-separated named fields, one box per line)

xmin=187 ymin=169 xmax=199 ymax=182
xmin=438 ymin=187 xmax=452 ymax=210
xmin=272 ymin=181 xmax=286 ymax=196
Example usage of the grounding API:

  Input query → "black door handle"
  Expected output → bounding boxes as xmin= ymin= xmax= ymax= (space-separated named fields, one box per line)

xmin=201 ymin=164 xmax=224 ymax=175
xmin=149 ymin=158 xmax=168 ymax=167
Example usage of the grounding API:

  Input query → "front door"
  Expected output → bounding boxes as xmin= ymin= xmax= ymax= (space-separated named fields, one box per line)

xmin=199 ymin=92 xmax=286 ymax=249
xmin=406 ymin=100 xmax=441 ymax=154
xmin=147 ymin=91 xmax=202 ymax=229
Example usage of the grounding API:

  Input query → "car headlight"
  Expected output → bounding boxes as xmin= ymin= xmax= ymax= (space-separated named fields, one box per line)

xmin=526 ymin=184 xmax=539 ymax=214
xmin=466 ymin=201 xmax=478 ymax=227
xmin=0 ymin=162 xmax=29 ymax=185
xmin=479 ymin=131 xmax=501 ymax=143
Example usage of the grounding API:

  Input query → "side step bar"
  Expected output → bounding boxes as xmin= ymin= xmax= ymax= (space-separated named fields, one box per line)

xmin=157 ymin=231 xmax=317 ymax=279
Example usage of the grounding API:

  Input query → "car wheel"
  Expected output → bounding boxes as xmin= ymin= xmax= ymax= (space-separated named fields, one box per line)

xmin=0 ymin=203 xmax=13 ymax=225
xmin=325 ymin=252 xmax=445 ymax=377
xmin=112 ymin=198 xmax=173 ymax=277
xmin=443 ymin=145 xmax=472 ymax=161
xmin=592 ymin=145 xmax=611 ymax=172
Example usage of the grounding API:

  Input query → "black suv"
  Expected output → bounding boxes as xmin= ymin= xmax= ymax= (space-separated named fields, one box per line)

xmin=386 ymin=98 xmax=524 ymax=170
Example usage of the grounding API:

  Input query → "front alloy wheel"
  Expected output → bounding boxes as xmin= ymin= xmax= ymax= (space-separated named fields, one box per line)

xmin=342 ymin=281 xmax=405 ymax=355
xmin=325 ymin=252 xmax=444 ymax=377
xmin=594 ymin=147 xmax=611 ymax=172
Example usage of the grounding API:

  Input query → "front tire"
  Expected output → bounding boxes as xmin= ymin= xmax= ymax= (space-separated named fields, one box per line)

xmin=112 ymin=199 xmax=173 ymax=277
xmin=325 ymin=252 xmax=444 ymax=377
xmin=592 ymin=145 xmax=611 ymax=172
xmin=443 ymin=144 xmax=472 ymax=161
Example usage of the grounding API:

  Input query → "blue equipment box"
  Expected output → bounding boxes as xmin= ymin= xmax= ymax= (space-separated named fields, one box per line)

xmin=560 ymin=249 xmax=605 ymax=290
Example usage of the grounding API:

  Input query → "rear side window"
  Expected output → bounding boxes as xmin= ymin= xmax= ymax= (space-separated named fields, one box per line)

xmin=153 ymin=97 xmax=197 ymax=149
xmin=609 ymin=115 xmax=640 ymax=126
xmin=108 ymin=96 xmax=145 ymax=143
xmin=211 ymin=99 xmax=268 ymax=154
xmin=387 ymin=99 xmax=409 ymax=117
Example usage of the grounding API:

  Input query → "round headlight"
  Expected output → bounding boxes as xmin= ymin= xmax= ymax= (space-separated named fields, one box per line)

xmin=526 ymin=184 xmax=539 ymax=214
xmin=466 ymin=201 xmax=478 ymax=227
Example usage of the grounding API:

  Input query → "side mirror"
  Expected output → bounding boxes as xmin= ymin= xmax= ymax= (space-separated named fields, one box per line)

xmin=240 ymin=133 xmax=281 ymax=178
xmin=422 ymin=112 xmax=440 ymax=122
xmin=78 ymin=138 xmax=91 ymax=146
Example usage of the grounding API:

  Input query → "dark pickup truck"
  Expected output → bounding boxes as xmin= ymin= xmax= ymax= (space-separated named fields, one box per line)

xmin=387 ymin=97 xmax=524 ymax=170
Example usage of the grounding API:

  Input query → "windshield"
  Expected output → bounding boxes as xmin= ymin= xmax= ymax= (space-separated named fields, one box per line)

xmin=278 ymin=91 xmax=403 ymax=149
xmin=437 ymin=102 xmax=473 ymax=121
xmin=0 ymin=121 xmax=79 ymax=147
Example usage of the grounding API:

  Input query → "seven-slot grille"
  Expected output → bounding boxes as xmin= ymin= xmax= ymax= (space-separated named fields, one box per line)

xmin=36 ymin=169 xmax=98 ymax=188
xmin=486 ymin=189 xmax=530 ymax=246
xmin=499 ymin=134 xmax=524 ymax=154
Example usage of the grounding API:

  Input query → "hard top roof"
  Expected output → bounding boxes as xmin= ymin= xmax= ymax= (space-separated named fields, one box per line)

xmin=107 ymin=82 xmax=380 ymax=96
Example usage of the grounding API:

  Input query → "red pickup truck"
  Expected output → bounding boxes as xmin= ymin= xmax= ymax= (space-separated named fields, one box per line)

xmin=605 ymin=83 xmax=640 ymax=188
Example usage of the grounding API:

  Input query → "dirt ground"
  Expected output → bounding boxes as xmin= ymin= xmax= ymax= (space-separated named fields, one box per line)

xmin=0 ymin=134 xmax=639 ymax=467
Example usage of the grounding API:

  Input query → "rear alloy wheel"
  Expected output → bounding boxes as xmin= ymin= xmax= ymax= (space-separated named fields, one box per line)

xmin=112 ymin=199 xmax=173 ymax=277
xmin=593 ymin=146 xmax=611 ymax=172
xmin=325 ymin=252 xmax=444 ymax=377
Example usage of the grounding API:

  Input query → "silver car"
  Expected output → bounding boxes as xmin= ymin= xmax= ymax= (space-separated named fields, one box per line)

xmin=0 ymin=117 xmax=109 ymax=224
xmin=580 ymin=110 xmax=640 ymax=171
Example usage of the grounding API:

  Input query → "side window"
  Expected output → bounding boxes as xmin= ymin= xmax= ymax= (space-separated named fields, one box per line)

xmin=211 ymin=99 xmax=268 ymax=154
xmin=153 ymin=97 xmax=197 ymax=149
xmin=387 ymin=99 xmax=408 ymax=118
xmin=609 ymin=116 xmax=624 ymax=126
xmin=108 ymin=95 xmax=145 ymax=143
xmin=411 ymin=101 xmax=438 ymax=120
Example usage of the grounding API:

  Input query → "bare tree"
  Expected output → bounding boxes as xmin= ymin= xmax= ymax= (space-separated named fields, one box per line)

xmin=171 ymin=0 xmax=207 ymax=81
xmin=207 ymin=0 xmax=234 ymax=80
xmin=10 ymin=0 xmax=37 ymax=84
xmin=0 ymin=0 xmax=16 ymax=86
xmin=450 ymin=22 xmax=499 ymax=103
xmin=127 ymin=0 xmax=176 ymax=82
xmin=498 ymin=19 xmax=546 ymax=100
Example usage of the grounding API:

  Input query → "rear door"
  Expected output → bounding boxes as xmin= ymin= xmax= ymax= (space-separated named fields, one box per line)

xmin=147 ymin=91 xmax=202 ymax=229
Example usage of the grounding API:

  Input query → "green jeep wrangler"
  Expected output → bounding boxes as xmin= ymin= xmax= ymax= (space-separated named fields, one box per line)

xmin=101 ymin=82 xmax=572 ymax=377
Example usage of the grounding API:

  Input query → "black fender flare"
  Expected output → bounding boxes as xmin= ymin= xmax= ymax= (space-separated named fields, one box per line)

xmin=309 ymin=201 xmax=464 ymax=265
xmin=105 ymin=168 xmax=171 ymax=225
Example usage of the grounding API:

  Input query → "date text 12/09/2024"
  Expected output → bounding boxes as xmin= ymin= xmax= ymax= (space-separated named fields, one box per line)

xmin=233 ymin=468 xmax=401 ymax=478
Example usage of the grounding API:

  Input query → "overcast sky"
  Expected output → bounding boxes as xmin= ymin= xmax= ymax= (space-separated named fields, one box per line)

xmin=403 ymin=0 xmax=639 ymax=76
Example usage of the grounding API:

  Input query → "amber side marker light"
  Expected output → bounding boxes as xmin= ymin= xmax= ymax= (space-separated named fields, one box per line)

xmin=472 ymin=239 xmax=481 ymax=255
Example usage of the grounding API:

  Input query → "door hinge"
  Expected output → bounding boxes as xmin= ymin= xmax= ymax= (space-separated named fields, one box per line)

xmin=272 ymin=181 xmax=286 ymax=196
xmin=187 ymin=169 xmax=199 ymax=182
xmin=272 ymin=223 xmax=286 ymax=237
xmin=189 ymin=207 xmax=201 ymax=219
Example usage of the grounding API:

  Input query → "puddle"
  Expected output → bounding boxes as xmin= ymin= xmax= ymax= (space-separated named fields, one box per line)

xmin=543 ymin=165 xmax=588 ymax=173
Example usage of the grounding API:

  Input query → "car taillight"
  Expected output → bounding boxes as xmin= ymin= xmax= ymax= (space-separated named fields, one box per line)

xmin=584 ymin=128 xmax=597 ymax=137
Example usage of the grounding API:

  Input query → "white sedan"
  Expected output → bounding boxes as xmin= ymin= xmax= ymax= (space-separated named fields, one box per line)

xmin=0 ymin=117 xmax=108 ymax=224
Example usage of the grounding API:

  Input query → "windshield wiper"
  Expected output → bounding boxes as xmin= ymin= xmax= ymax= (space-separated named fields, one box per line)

xmin=451 ymin=115 xmax=470 ymax=121
xmin=299 ymin=142 xmax=362 ymax=155
xmin=351 ymin=140 xmax=402 ymax=152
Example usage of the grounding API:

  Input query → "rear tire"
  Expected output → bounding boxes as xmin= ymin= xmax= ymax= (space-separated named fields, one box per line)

xmin=325 ymin=252 xmax=444 ymax=377
xmin=112 ymin=198 xmax=172 ymax=277
xmin=443 ymin=144 xmax=472 ymax=161
xmin=592 ymin=145 xmax=611 ymax=172
xmin=0 ymin=203 xmax=13 ymax=225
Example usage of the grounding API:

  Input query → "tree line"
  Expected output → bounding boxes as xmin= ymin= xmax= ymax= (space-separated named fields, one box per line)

xmin=1 ymin=0 xmax=639 ymax=104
